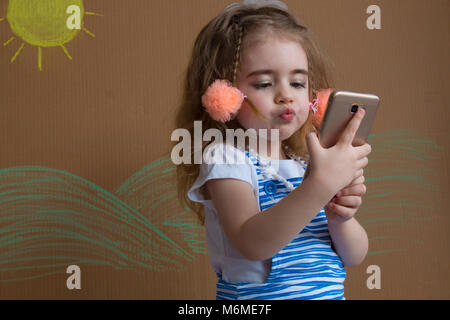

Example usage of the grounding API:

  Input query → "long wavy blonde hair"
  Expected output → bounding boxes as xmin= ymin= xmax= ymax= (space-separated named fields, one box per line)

xmin=173 ymin=3 xmax=336 ymax=225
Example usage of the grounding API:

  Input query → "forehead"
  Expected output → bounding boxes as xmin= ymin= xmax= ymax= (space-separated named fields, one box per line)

xmin=240 ymin=34 xmax=308 ymax=74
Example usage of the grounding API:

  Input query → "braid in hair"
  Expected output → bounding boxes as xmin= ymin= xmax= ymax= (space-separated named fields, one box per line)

xmin=231 ymin=17 xmax=244 ymax=86
xmin=230 ymin=17 xmax=265 ymax=120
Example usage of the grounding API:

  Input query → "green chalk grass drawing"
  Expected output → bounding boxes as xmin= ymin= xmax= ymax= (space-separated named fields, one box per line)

xmin=1 ymin=0 xmax=102 ymax=71
xmin=0 ymin=128 xmax=445 ymax=282
xmin=0 ymin=157 xmax=207 ymax=283
xmin=361 ymin=129 xmax=443 ymax=256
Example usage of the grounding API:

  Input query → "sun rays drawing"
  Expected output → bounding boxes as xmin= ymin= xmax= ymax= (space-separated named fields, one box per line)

xmin=1 ymin=0 xmax=102 ymax=71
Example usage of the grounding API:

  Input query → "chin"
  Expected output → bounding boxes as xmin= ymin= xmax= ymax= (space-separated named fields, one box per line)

xmin=277 ymin=129 xmax=295 ymax=141
xmin=280 ymin=123 xmax=301 ymax=138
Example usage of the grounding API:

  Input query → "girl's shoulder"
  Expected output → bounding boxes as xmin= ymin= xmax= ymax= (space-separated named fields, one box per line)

xmin=188 ymin=142 xmax=258 ymax=205
xmin=203 ymin=142 xmax=251 ymax=166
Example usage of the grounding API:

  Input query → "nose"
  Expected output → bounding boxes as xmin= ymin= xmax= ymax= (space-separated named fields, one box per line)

xmin=275 ymin=86 xmax=294 ymax=105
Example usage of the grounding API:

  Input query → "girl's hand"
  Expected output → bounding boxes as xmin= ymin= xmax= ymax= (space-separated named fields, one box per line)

xmin=305 ymin=108 xmax=372 ymax=199
xmin=324 ymin=174 xmax=366 ymax=223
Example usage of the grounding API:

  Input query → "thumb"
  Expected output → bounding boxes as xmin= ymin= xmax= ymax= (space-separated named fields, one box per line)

xmin=305 ymin=131 xmax=320 ymax=156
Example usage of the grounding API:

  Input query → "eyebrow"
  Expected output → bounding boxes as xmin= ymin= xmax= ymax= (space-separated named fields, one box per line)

xmin=246 ymin=69 xmax=309 ymax=78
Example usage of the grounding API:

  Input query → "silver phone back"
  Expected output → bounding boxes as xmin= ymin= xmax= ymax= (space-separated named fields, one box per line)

xmin=319 ymin=90 xmax=380 ymax=148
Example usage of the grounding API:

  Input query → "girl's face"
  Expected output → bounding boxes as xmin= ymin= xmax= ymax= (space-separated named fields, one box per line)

xmin=236 ymin=35 xmax=310 ymax=142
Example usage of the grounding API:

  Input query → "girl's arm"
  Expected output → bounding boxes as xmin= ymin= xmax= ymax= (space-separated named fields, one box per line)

xmin=207 ymin=175 xmax=336 ymax=261
xmin=327 ymin=217 xmax=369 ymax=267
xmin=324 ymin=174 xmax=369 ymax=266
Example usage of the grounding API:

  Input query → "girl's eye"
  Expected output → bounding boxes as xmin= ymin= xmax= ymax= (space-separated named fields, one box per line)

xmin=253 ymin=83 xmax=271 ymax=89
xmin=252 ymin=82 xmax=306 ymax=89
xmin=292 ymin=82 xmax=306 ymax=89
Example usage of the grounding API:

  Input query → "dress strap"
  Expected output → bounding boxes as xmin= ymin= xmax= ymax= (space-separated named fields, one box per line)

xmin=245 ymin=147 xmax=297 ymax=192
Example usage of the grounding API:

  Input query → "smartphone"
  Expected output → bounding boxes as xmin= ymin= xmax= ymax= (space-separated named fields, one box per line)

xmin=319 ymin=90 xmax=380 ymax=148
xmin=303 ymin=90 xmax=379 ymax=180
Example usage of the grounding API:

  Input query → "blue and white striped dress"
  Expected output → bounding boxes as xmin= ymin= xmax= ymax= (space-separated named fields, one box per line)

xmin=216 ymin=148 xmax=346 ymax=300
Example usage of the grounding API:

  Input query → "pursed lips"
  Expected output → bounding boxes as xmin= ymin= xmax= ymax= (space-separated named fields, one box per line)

xmin=280 ymin=108 xmax=295 ymax=116
xmin=279 ymin=108 xmax=295 ymax=121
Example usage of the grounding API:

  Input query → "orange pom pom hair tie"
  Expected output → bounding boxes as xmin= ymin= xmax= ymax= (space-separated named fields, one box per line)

xmin=201 ymin=79 xmax=245 ymax=123
xmin=311 ymin=88 xmax=334 ymax=129
xmin=202 ymin=79 xmax=270 ymax=123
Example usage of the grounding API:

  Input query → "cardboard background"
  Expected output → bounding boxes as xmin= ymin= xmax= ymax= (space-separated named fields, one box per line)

xmin=0 ymin=0 xmax=448 ymax=299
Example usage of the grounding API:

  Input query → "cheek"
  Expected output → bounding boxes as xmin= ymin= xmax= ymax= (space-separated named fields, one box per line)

xmin=236 ymin=103 xmax=255 ymax=129
xmin=298 ymin=107 xmax=310 ymax=120
xmin=294 ymin=105 xmax=310 ymax=126
xmin=239 ymin=96 xmax=268 ymax=119
xmin=251 ymin=95 xmax=271 ymax=112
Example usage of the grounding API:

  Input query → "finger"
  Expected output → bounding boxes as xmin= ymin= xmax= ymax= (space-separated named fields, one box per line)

xmin=355 ymin=143 xmax=372 ymax=160
xmin=335 ymin=176 xmax=365 ymax=196
xmin=332 ymin=195 xmax=363 ymax=208
xmin=305 ymin=131 xmax=321 ymax=157
xmin=328 ymin=202 xmax=357 ymax=220
xmin=338 ymin=107 xmax=365 ymax=146
xmin=348 ymin=175 xmax=365 ymax=186
xmin=355 ymin=143 xmax=372 ymax=159
xmin=353 ymin=168 xmax=364 ymax=180
xmin=356 ymin=156 xmax=369 ymax=169
xmin=336 ymin=183 xmax=366 ymax=197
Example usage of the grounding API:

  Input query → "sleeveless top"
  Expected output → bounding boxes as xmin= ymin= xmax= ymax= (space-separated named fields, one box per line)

xmin=187 ymin=143 xmax=346 ymax=300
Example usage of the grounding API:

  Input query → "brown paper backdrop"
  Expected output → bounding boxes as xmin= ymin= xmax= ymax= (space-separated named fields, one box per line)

xmin=0 ymin=0 xmax=448 ymax=299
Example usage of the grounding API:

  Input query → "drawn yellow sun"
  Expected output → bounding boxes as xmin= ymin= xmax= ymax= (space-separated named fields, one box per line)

xmin=1 ymin=0 xmax=102 ymax=71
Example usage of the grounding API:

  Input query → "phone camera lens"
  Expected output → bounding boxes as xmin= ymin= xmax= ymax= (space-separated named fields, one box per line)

xmin=351 ymin=105 xmax=359 ymax=113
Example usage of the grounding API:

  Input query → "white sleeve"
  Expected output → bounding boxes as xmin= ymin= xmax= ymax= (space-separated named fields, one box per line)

xmin=187 ymin=143 xmax=255 ymax=205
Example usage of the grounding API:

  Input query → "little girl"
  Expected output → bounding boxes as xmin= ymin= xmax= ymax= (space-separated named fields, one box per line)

xmin=174 ymin=0 xmax=371 ymax=300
